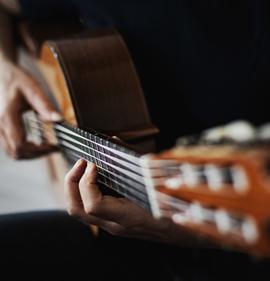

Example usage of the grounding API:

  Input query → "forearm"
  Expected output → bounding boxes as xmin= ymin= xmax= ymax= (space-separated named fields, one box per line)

xmin=0 ymin=7 xmax=16 ymax=62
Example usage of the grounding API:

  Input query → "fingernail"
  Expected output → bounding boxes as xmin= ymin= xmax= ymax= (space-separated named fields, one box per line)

xmin=50 ymin=112 xmax=62 ymax=122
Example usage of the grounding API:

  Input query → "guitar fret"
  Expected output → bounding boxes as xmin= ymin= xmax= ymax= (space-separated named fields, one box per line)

xmin=64 ymin=148 xmax=148 ymax=205
xmin=100 ymin=137 xmax=118 ymax=192
xmin=49 ymin=123 xmax=150 ymax=209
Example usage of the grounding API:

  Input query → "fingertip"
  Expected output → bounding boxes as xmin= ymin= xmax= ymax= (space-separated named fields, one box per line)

xmin=86 ymin=162 xmax=97 ymax=174
xmin=39 ymin=111 xmax=63 ymax=122
xmin=66 ymin=159 xmax=87 ymax=183
xmin=75 ymin=158 xmax=87 ymax=168
xmin=50 ymin=112 xmax=63 ymax=122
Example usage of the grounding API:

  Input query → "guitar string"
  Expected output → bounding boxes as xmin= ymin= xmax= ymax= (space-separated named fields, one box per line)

xmin=27 ymin=125 xmax=193 ymax=213
xmin=57 ymin=140 xmax=246 ymax=230
xmin=27 ymin=117 xmax=180 ymax=168
xmin=29 ymin=123 xmax=169 ymax=188
xmin=66 ymin=146 xmax=205 ymax=220
xmin=27 ymin=123 xmax=156 ymax=203
xmin=28 ymin=119 xmax=181 ymax=178
xmin=28 ymin=122 xmax=233 ymax=188
xmin=26 ymin=122 xmax=238 ymax=228
xmin=28 ymin=117 xmax=141 ymax=165
xmin=64 ymin=149 xmax=150 ymax=209
xmin=25 ymin=119 xmax=248 ymax=236
xmin=60 ymin=146 xmax=247 ymax=235
xmin=29 ymin=120 xmax=244 ymax=188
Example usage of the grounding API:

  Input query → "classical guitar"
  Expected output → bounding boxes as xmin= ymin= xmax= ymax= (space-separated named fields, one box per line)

xmin=18 ymin=23 xmax=270 ymax=257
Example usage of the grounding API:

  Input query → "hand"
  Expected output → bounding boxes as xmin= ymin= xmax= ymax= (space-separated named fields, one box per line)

xmin=64 ymin=159 xmax=195 ymax=244
xmin=0 ymin=60 xmax=62 ymax=159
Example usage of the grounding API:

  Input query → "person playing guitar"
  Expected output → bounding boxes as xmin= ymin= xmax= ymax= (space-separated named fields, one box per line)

xmin=0 ymin=1 xmax=270 ymax=280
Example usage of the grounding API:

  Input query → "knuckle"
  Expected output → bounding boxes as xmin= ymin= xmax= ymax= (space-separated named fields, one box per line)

xmin=64 ymin=171 xmax=76 ymax=185
xmin=84 ymin=202 xmax=100 ymax=216
xmin=67 ymin=206 xmax=81 ymax=218
xmin=80 ymin=176 xmax=94 ymax=187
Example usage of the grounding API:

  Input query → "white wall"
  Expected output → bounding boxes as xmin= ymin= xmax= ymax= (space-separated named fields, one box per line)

xmin=0 ymin=150 xmax=63 ymax=214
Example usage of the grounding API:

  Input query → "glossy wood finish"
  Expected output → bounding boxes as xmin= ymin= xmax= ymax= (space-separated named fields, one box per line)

xmin=19 ymin=20 xmax=83 ymax=56
xmin=41 ymin=28 xmax=158 ymax=149
xmin=152 ymin=145 xmax=270 ymax=256
xmin=19 ymin=25 xmax=158 ymax=187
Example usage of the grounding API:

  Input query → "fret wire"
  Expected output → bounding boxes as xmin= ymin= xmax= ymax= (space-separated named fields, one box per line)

xmin=55 ymin=129 xmax=143 ymax=174
xmin=32 ymin=127 xmax=148 ymax=194
xmin=29 ymin=118 xmax=179 ymax=170
xmin=83 ymin=129 xmax=94 ymax=168
xmin=66 ymin=148 xmax=191 ymax=214
xmin=58 ymin=138 xmax=145 ymax=184
xmin=53 ymin=121 xmax=141 ymax=163
xmin=93 ymin=133 xmax=108 ymax=187
xmin=94 ymin=134 xmax=102 ymax=168
xmin=28 ymin=120 xmax=176 ymax=177
xmin=26 ymin=117 xmax=202 ymax=215
xmin=91 ymin=132 xmax=109 ymax=188
xmin=63 ymin=144 xmax=147 ymax=195
xmin=27 ymin=117 xmax=140 ymax=163
xmin=29 ymin=119 xmax=176 ymax=174
xmin=97 ymin=177 xmax=150 ymax=210
xmin=100 ymin=137 xmax=115 ymax=192
xmin=28 ymin=124 xmax=174 ymax=187
xmin=64 ymin=149 xmax=149 ymax=204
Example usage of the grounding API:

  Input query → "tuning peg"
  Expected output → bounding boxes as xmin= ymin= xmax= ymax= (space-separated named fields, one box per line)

xmin=241 ymin=218 xmax=258 ymax=244
xmin=164 ymin=175 xmax=183 ymax=190
xmin=180 ymin=164 xmax=204 ymax=188
xmin=204 ymin=164 xmax=225 ymax=191
xmin=231 ymin=166 xmax=248 ymax=193
xmin=172 ymin=213 xmax=189 ymax=224
xmin=215 ymin=210 xmax=233 ymax=234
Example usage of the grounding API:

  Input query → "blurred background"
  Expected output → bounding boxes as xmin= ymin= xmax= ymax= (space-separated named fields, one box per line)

xmin=0 ymin=150 xmax=64 ymax=214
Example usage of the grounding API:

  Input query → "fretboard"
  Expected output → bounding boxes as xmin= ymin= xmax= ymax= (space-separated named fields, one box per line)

xmin=51 ymin=122 xmax=151 ymax=211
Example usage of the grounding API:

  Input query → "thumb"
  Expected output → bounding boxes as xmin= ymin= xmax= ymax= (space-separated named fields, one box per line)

xmin=18 ymin=71 xmax=62 ymax=122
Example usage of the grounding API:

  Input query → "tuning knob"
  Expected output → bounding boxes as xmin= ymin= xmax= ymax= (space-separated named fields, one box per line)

xmin=241 ymin=218 xmax=258 ymax=244
xmin=204 ymin=165 xmax=225 ymax=191
xmin=180 ymin=164 xmax=204 ymax=188
xmin=231 ymin=166 xmax=248 ymax=193
xmin=164 ymin=175 xmax=183 ymax=190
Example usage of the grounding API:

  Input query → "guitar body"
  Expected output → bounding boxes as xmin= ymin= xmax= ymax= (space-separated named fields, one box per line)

xmin=19 ymin=24 xmax=158 ymax=192
xmin=18 ymin=22 xmax=270 ymax=257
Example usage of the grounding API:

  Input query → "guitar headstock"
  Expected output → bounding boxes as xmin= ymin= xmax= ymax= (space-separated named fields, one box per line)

xmin=142 ymin=121 xmax=270 ymax=257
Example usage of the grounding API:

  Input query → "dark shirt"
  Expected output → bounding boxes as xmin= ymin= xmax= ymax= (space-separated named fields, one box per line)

xmin=20 ymin=0 xmax=270 ymax=149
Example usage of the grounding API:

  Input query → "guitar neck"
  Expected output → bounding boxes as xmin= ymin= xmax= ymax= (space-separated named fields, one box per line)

xmin=25 ymin=113 xmax=152 ymax=211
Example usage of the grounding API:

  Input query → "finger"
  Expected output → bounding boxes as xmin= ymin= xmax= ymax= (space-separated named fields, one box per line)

xmin=18 ymin=72 xmax=62 ymax=122
xmin=77 ymin=162 xmax=144 ymax=223
xmin=64 ymin=159 xmax=88 ymax=217
xmin=92 ymin=220 xmax=127 ymax=237
xmin=1 ymin=110 xmax=56 ymax=159
xmin=79 ymin=162 xmax=103 ymax=214
xmin=15 ymin=142 xmax=58 ymax=159
xmin=0 ymin=130 xmax=10 ymax=155
xmin=3 ymin=110 xmax=25 ymax=147
xmin=78 ymin=213 xmax=125 ymax=235
xmin=1 ymin=110 xmax=27 ymax=158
